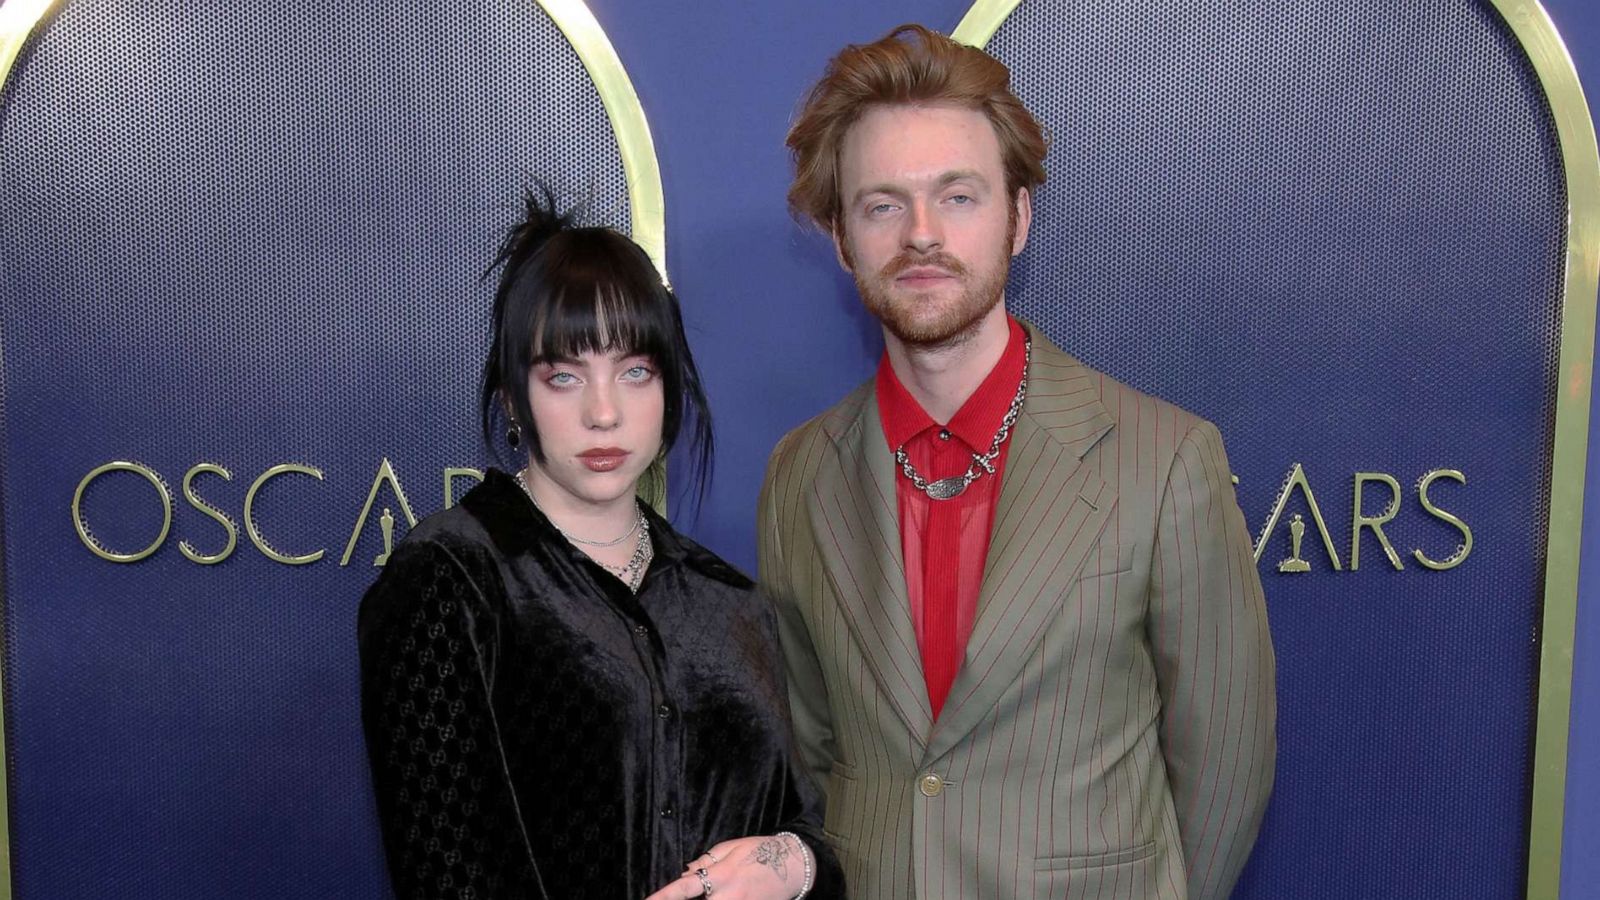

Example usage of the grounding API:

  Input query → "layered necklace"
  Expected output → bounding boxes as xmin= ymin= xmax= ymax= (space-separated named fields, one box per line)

xmin=894 ymin=335 xmax=1031 ymax=501
xmin=515 ymin=469 xmax=654 ymax=593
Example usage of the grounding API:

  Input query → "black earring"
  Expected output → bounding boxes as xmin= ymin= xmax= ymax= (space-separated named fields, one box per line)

xmin=506 ymin=423 xmax=522 ymax=449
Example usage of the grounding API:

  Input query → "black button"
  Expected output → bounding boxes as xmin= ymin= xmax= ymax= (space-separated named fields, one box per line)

xmin=634 ymin=624 xmax=650 ymax=637
xmin=660 ymin=805 xmax=674 ymax=819
xmin=657 ymin=704 xmax=672 ymax=719
xmin=938 ymin=428 xmax=951 ymax=441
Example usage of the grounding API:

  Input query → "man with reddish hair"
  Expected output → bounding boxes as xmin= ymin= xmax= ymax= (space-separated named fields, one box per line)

xmin=759 ymin=24 xmax=1275 ymax=900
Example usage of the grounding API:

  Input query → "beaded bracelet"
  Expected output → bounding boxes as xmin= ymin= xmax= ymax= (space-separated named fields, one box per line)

xmin=775 ymin=831 xmax=814 ymax=898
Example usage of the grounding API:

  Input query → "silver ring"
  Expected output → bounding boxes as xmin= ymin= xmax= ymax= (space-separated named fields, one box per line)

xmin=695 ymin=867 xmax=714 ymax=896
xmin=703 ymin=849 xmax=722 ymax=864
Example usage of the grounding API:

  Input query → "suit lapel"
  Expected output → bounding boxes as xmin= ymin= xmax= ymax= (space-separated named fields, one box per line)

xmin=808 ymin=389 xmax=934 ymax=746
xmin=925 ymin=327 xmax=1118 ymax=763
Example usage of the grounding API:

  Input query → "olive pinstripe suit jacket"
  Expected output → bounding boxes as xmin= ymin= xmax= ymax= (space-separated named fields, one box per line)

xmin=758 ymin=325 xmax=1275 ymax=899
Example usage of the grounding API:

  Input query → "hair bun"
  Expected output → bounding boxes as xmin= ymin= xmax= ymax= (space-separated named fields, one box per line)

xmin=489 ymin=183 xmax=579 ymax=282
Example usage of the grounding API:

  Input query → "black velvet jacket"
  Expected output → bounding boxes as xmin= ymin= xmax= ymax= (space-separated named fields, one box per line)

xmin=358 ymin=469 xmax=844 ymax=899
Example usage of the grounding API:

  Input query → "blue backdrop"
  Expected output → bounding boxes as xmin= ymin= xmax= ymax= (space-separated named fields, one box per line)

xmin=559 ymin=1 xmax=1600 ymax=893
xmin=582 ymin=0 xmax=1600 ymax=892
xmin=1538 ymin=5 xmax=1600 ymax=896
xmin=0 ymin=0 xmax=1596 ymax=896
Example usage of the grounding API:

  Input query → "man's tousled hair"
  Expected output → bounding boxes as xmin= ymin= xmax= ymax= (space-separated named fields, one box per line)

xmin=785 ymin=23 xmax=1048 ymax=233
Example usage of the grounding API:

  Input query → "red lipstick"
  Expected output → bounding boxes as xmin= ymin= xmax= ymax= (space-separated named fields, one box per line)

xmin=577 ymin=447 xmax=630 ymax=472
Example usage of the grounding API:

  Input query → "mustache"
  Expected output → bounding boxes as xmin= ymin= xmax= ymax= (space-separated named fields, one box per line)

xmin=880 ymin=252 xmax=969 ymax=280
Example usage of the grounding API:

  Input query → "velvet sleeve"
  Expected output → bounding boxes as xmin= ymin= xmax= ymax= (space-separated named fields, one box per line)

xmin=357 ymin=538 xmax=547 ymax=900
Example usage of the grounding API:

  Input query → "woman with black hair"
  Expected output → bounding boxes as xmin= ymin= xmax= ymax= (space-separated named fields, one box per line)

xmin=357 ymin=190 xmax=843 ymax=900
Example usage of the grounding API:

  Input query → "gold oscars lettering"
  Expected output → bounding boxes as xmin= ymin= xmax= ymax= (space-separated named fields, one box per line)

xmin=1251 ymin=463 xmax=1473 ymax=573
xmin=71 ymin=457 xmax=1471 ymax=573
xmin=71 ymin=459 xmax=483 ymax=566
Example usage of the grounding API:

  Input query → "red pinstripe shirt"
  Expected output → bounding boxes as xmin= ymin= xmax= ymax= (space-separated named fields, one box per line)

xmin=875 ymin=317 xmax=1027 ymax=719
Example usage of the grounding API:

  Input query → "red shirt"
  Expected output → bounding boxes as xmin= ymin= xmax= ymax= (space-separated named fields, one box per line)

xmin=875 ymin=317 xmax=1027 ymax=719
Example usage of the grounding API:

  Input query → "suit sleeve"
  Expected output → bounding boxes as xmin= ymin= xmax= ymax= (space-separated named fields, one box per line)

xmin=1147 ymin=421 xmax=1276 ymax=899
xmin=751 ymin=581 xmax=848 ymax=899
xmin=357 ymin=539 xmax=546 ymax=900
xmin=759 ymin=441 xmax=838 ymax=793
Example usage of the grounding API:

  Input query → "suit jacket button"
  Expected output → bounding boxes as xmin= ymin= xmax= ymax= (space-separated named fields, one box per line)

xmin=918 ymin=773 xmax=944 ymax=797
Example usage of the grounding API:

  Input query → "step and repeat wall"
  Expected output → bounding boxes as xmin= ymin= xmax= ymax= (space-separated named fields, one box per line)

xmin=0 ymin=1 xmax=644 ymax=896
xmin=975 ymin=2 xmax=1579 ymax=897
xmin=0 ymin=0 xmax=1593 ymax=897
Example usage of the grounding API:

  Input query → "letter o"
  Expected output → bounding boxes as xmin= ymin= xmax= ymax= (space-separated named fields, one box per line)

xmin=72 ymin=462 xmax=173 ymax=563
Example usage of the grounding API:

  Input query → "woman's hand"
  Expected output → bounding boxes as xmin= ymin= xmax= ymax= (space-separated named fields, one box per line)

xmin=644 ymin=833 xmax=812 ymax=900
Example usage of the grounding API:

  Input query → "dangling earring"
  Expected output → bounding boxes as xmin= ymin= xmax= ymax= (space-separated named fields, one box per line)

xmin=506 ymin=421 xmax=522 ymax=450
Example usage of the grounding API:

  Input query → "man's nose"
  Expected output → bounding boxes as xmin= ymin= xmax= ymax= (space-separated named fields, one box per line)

xmin=904 ymin=199 xmax=943 ymax=254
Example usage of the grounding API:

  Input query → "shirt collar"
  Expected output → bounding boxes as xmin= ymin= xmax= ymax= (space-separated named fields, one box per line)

xmin=471 ymin=468 xmax=689 ymax=566
xmin=875 ymin=316 xmax=1027 ymax=451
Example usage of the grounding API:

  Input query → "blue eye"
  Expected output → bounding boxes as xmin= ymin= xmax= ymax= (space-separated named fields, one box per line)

xmin=948 ymin=194 xmax=973 ymax=205
xmin=547 ymin=372 xmax=578 ymax=386
xmin=622 ymin=365 xmax=655 ymax=382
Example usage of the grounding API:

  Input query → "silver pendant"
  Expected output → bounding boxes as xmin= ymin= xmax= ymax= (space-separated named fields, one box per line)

xmin=923 ymin=476 xmax=969 ymax=500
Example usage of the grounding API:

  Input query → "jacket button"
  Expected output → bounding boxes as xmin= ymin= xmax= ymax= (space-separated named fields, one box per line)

xmin=918 ymin=773 xmax=945 ymax=797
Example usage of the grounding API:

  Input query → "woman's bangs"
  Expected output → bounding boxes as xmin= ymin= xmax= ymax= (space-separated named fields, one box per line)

xmin=530 ymin=277 xmax=669 ymax=364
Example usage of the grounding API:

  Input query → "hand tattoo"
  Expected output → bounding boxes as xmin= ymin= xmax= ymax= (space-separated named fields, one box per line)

xmin=749 ymin=837 xmax=791 ymax=881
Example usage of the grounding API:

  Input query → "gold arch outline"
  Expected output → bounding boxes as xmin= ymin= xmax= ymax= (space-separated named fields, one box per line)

xmin=0 ymin=1 xmax=666 ymax=273
xmin=536 ymin=0 xmax=670 ymax=511
xmin=0 ymin=2 xmax=667 ymax=897
xmin=954 ymin=2 xmax=1598 ymax=897
xmin=0 ymin=9 xmax=41 ymax=898
xmin=537 ymin=0 xmax=667 ymax=276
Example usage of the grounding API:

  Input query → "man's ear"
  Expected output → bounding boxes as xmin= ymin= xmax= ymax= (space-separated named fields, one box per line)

xmin=1011 ymin=187 xmax=1033 ymax=256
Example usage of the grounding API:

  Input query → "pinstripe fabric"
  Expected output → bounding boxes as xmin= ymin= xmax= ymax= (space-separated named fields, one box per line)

xmin=759 ymin=324 xmax=1275 ymax=899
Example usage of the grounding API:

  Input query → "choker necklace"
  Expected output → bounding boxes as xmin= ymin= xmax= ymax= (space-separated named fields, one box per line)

xmin=515 ymin=469 xmax=654 ymax=593
xmin=514 ymin=469 xmax=643 ymax=547
xmin=893 ymin=335 xmax=1031 ymax=501
xmin=512 ymin=470 xmax=636 ymax=547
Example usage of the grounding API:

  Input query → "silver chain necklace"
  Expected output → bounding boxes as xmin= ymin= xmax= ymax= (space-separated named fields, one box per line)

xmin=894 ymin=335 xmax=1030 ymax=501
xmin=515 ymin=469 xmax=654 ymax=592
xmin=605 ymin=525 xmax=654 ymax=593
xmin=515 ymin=468 xmax=642 ymax=546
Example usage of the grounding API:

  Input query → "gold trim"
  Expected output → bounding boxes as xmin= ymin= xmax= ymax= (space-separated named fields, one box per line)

xmin=1486 ymin=5 xmax=1600 ymax=896
xmin=0 ymin=4 xmax=50 ymax=895
xmin=956 ymin=0 xmax=1600 ymax=895
xmin=0 ymin=5 xmax=665 ymax=895
xmin=0 ymin=0 xmax=55 ymax=92
xmin=0 ymin=1 xmax=669 ymax=269
xmin=537 ymin=0 xmax=668 ymax=278
xmin=538 ymin=0 xmax=670 ymax=514
xmin=950 ymin=0 xmax=1023 ymax=45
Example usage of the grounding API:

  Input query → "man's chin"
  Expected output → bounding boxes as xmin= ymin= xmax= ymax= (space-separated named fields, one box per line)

xmin=874 ymin=299 xmax=1004 ymax=348
xmin=881 ymin=315 xmax=982 ymax=349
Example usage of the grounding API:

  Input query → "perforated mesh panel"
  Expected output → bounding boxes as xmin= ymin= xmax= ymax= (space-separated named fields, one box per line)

xmin=989 ymin=1 xmax=1564 ymax=896
xmin=0 ymin=2 xmax=632 ymax=896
